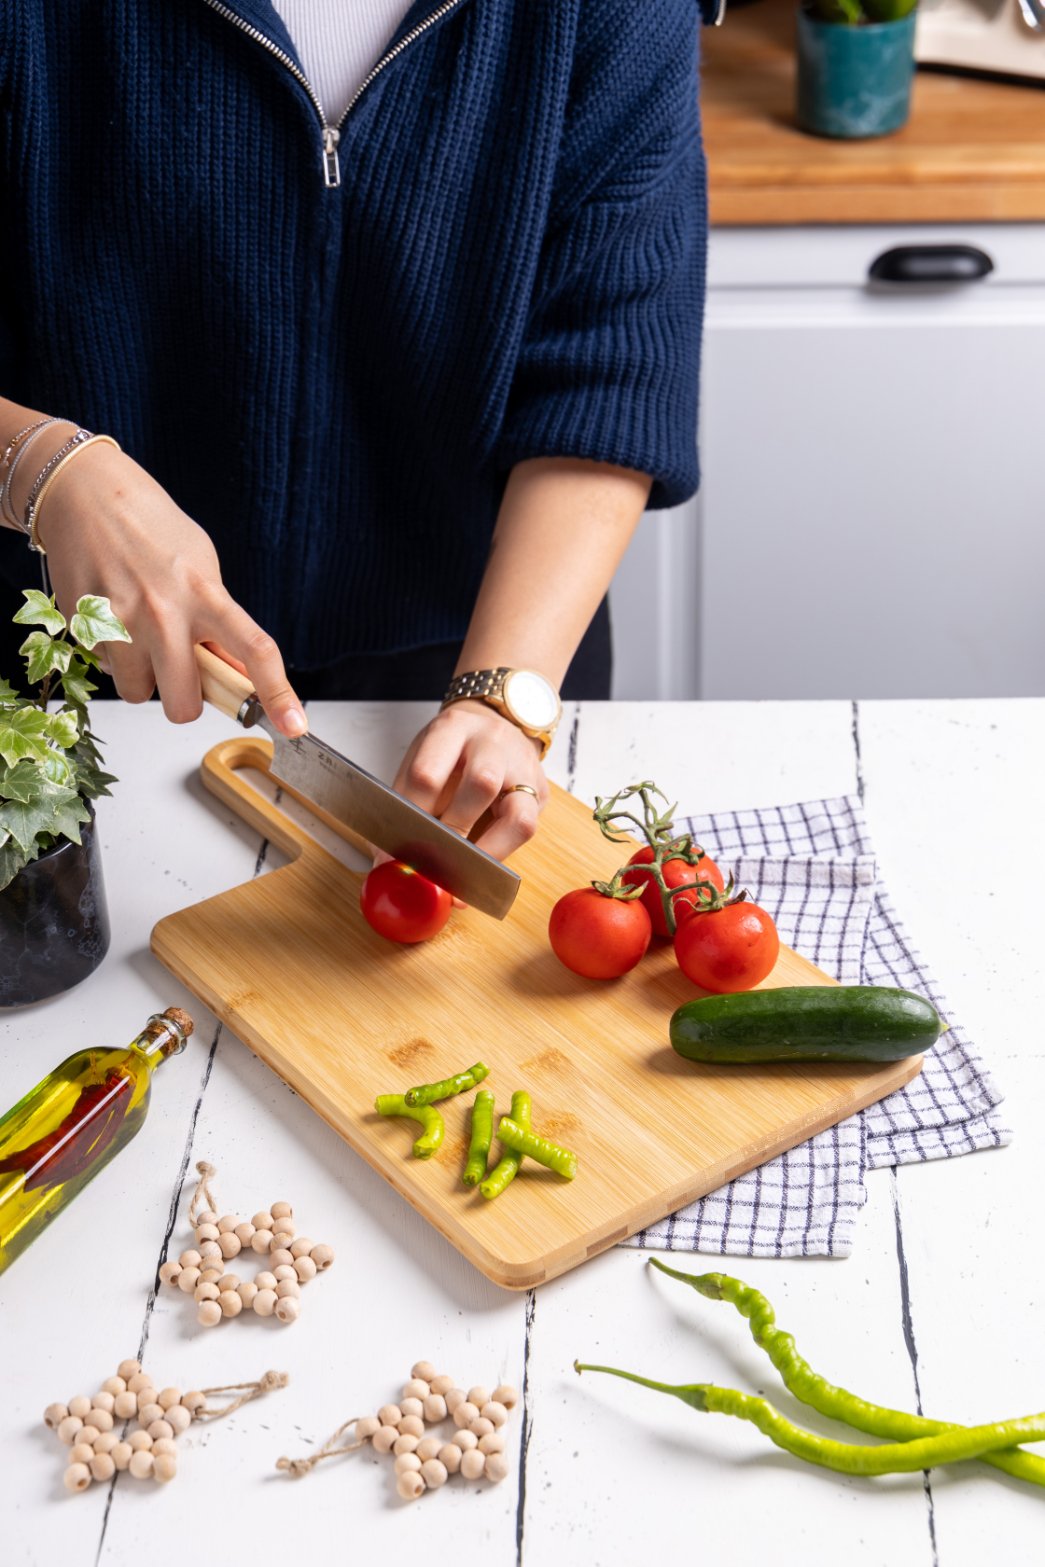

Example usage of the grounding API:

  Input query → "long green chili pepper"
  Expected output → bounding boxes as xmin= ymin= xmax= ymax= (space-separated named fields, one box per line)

xmin=374 ymin=1093 xmax=445 ymax=1159
xmin=462 ymin=1090 xmax=496 ymax=1187
xmin=480 ymin=1092 xmax=531 ymax=1200
xmin=573 ymin=1363 xmax=1045 ymax=1479
xmin=649 ymin=1258 xmax=1045 ymax=1489
xmin=404 ymin=1061 xmax=489 ymax=1107
xmin=497 ymin=1117 xmax=577 ymax=1180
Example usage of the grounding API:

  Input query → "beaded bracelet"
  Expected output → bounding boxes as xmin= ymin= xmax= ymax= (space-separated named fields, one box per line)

xmin=24 ymin=431 xmax=122 ymax=554
xmin=0 ymin=417 xmax=62 ymax=527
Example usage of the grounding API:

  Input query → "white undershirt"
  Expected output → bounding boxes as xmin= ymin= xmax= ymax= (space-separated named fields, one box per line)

xmin=272 ymin=0 xmax=414 ymax=124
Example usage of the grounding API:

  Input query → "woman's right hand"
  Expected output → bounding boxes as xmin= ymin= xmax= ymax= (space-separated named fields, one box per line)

xmin=26 ymin=434 xmax=306 ymax=736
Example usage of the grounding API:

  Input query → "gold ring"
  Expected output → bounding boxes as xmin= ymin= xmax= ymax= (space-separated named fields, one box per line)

xmin=504 ymin=783 xmax=539 ymax=799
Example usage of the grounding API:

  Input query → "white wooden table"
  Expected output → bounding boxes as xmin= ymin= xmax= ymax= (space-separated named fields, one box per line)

xmin=3 ymin=698 xmax=1042 ymax=1564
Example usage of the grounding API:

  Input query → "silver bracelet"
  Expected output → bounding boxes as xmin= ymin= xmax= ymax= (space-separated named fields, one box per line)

xmin=0 ymin=418 xmax=63 ymax=527
xmin=21 ymin=427 xmax=93 ymax=545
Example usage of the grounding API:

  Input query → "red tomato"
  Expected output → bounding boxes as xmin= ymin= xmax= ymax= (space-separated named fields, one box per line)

xmin=622 ymin=846 xmax=726 ymax=938
xmin=360 ymin=861 xmax=452 ymax=944
xmin=673 ymin=901 xmax=779 ymax=993
xmin=548 ymin=888 xmax=652 ymax=980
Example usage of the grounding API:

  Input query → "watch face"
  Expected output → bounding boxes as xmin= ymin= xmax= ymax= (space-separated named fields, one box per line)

xmin=502 ymin=670 xmax=560 ymax=732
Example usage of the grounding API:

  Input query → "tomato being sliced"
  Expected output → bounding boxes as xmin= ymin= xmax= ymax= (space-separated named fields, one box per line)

xmin=360 ymin=860 xmax=452 ymax=944
xmin=673 ymin=900 xmax=779 ymax=994
xmin=548 ymin=888 xmax=652 ymax=980
xmin=622 ymin=845 xmax=726 ymax=938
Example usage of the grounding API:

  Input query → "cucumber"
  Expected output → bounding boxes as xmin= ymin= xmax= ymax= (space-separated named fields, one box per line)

xmin=669 ymin=986 xmax=941 ymax=1065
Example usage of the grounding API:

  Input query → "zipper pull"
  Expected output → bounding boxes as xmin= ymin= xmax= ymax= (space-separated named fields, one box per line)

xmin=322 ymin=127 xmax=341 ymax=189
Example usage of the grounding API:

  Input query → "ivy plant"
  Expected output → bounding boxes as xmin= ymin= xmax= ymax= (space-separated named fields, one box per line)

xmin=0 ymin=590 xmax=130 ymax=891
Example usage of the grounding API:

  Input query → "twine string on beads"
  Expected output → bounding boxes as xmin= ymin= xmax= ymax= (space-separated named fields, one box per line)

xmin=195 ymin=1370 xmax=289 ymax=1422
xmin=276 ymin=1415 xmax=368 ymax=1478
xmin=189 ymin=1160 xmax=219 ymax=1226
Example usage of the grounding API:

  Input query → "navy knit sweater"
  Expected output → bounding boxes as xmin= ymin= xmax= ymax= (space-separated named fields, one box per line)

xmin=0 ymin=0 xmax=706 ymax=669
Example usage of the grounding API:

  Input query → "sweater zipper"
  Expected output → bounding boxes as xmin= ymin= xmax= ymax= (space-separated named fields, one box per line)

xmin=201 ymin=0 xmax=469 ymax=189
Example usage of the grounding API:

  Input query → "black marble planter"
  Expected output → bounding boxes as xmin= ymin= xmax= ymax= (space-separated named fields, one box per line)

xmin=0 ymin=814 xmax=111 ymax=1007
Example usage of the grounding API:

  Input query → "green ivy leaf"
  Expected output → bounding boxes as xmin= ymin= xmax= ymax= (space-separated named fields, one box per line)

xmin=46 ymin=709 xmax=80 ymax=750
xmin=59 ymin=658 xmax=98 ymax=706
xmin=0 ymin=676 xmax=19 ymax=704
xmin=73 ymin=756 xmax=119 ymax=799
xmin=18 ymin=629 xmax=73 ymax=684
xmin=50 ymin=792 xmax=92 ymax=846
xmin=0 ymin=757 xmax=45 ymax=803
xmin=69 ymin=596 xmax=132 ymax=651
xmin=0 ymin=707 xmax=53 ymax=767
xmin=0 ymin=777 xmax=78 ymax=853
xmin=0 ymin=836 xmax=31 ymax=893
xmin=13 ymin=589 xmax=67 ymax=636
xmin=41 ymin=749 xmax=76 ymax=787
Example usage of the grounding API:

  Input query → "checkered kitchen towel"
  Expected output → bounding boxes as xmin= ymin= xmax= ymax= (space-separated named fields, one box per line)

xmin=623 ymin=795 xmax=1011 ymax=1259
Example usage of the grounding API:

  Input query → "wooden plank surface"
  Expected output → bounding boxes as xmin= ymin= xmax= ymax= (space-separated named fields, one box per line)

xmin=151 ymin=735 xmax=921 ymax=1289
xmin=703 ymin=0 xmax=1045 ymax=224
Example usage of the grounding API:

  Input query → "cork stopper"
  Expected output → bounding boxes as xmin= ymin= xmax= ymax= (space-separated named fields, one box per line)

xmin=138 ymin=1007 xmax=195 ymax=1059
xmin=161 ymin=1007 xmax=195 ymax=1038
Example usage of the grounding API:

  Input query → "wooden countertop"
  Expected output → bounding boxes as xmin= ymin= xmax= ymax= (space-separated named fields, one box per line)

xmin=702 ymin=0 xmax=1045 ymax=224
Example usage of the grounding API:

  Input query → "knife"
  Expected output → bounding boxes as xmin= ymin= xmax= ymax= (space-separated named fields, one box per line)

xmin=195 ymin=645 xmax=520 ymax=919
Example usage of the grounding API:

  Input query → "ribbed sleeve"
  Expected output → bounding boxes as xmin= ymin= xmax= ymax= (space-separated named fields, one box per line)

xmin=494 ymin=0 xmax=705 ymax=510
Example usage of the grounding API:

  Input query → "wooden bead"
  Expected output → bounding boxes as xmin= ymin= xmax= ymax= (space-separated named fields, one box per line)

xmin=270 ymin=1201 xmax=293 ymax=1219
xmin=233 ymin=1222 xmax=256 ymax=1248
xmin=101 ymin=1376 xmax=126 ymax=1396
xmin=177 ymin=1266 xmax=201 ymax=1294
xmin=371 ymin=1425 xmax=399 ymax=1455
xmin=393 ymin=1433 xmax=419 ymax=1456
xmin=467 ymin=1386 xmax=491 ymax=1410
xmin=309 ymin=1243 xmax=333 ymax=1270
xmin=420 ymin=1458 xmax=448 ymax=1489
xmin=138 ymin=1402 xmax=164 ymax=1426
xmin=151 ymin=1437 xmax=178 ymax=1457
xmin=195 ymin=1222 xmax=220 ymax=1243
xmin=492 ymin=1384 xmax=519 ymax=1410
xmin=275 ymin=1281 xmax=300 ymax=1303
xmin=250 ymin=1229 xmax=274 ymax=1254
xmin=460 ymin=1448 xmax=486 ymax=1481
xmin=91 ymin=1391 xmax=116 ymax=1414
xmin=136 ymin=1389 xmax=159 ymax=1413
xmin=394 ymin=1451 xmax=422 ymax=1475
xmin=43 ymin=1402 xmax=69 ymax=1429
xmin=272 ymin=1263 xmax=296 ymax=1283
xmin=396 ymin=1470 xmax=425 ymax=1501
xmin=478 ymin=1430 xmax=506 ymax=1456
xmin=218 ymin=1290 xmax=243 ymax=1318
xmin=289 ymin=1236 xmax=314 ymax=1258
xmin=178 ymin=1248 xmax=202 ymax=1269
xmin=429 ymin=1374 xmax=454 ymax=1396
xmin=272 ymin=1216 xmax=296 ymax=1239
xmin=253 ymin=1288 xmax=277 ymax=1317
xmin=274 ymin=1295 xmax=300 ymax=1325
xmin=158 ymin=1260 xmax=182 ymax=1287
xmin=153 ymin=1454 xmax=177 ymax=1483
xmin=195 ymin=1208 xmax=218 ymax=1226
xmin=198 ymin=1243 xmax=223 ymax=1264
xmin=111 ymin=1442 xmax=133 ymax=1471
xmin=64 ymin=1462 xmax=92 ymax=1493
xmin=355 ymin=1416 xmax=381 ymax=1441
xmin=92 ymin=1432 xmax=119 ymax=1455
xmin=251 ymin=1210 xmax=274 ymax=1231
xmin=166 ymin=1404 xmax=192 ymax=1435
xmin=293 ymin=1255 xmax=317 ymax=1283
xmin=194 ymin=1281 xmax=220 ymax=1303
xmin=485 ymin=1452 xmax=510 ymax=1482
xmin=269 ymin=1249 xmax=295 ymax=1270
xmin=411 ymin=1360 xmax=438 ymax=1382
xmin=157 ymin=1387 xmax=182 ymax=1411
xmin=216 ymin=1213 xmax=241 ymax=1233
xmin=198 ymin=1299 xmax=223 ymax=1327
xmin=217 ymin=1273 xmax=240 ymax=1294
xmin=218 ymin=1232 xmax=241 ymax=1259
xmin=399 ymin=1398 xmax=424 ymax=1422
xmin=455 ymin=1401 xmax=480 ymax=1428
xmin=181 ymin=1391 xmax=206 ymax=1413
xmin=128 ymin=1430 xmax=153 ymax=1451
xmin=402 ymin=1380 xmax=430 ymax=1402
xmin=444 ymin=1387 xmax=466 ymax=1413
xmin=68 ymin=1396 xmax=92 ymax=1420
xmin=481 ymin=1400 xmax=509 ymax=1428
xmin=378 ymin=1404 xmax=402 ymax=1428
xmin=70 ymin=1443 xmax=95 ymax=1466
xmin=254 ymin=1270 xmax=277 ymax=1291
xmin=128 ymin=1449 xmax=154 ymax=1480
xmin=422 ymin=1394 xmax=447 ymax=1423
xmin=89 ymin=1452 xmax=116 ymax=1483
xmin=147 ymin=1419 xmax=174 ymax=1442
xmin=198 ymin=1265 xmax=224 ymax=1285
xmin=438 ymin=1442 xmax=462 ymax=1474
xmin=79 ymin=1426 xmax=102 ymax=1448
xmin=237 ymin=1281 xmax=259 ymax=1309
xmin=87 ymin=1407 xmax=115 ymax=1433
xmin=470 ymin=1417 xmax=494 ymax=1440
xmin=57 ymin=1416 xmax=84 ymax=1445
xmin=397 ymin=1415 xmax=425 ymax=1439
xmin=415 ymin=1436 xmax=442 ymax=1462
xmin=117 ymin=1359 xmax=142 ymax=1381
xmin=113 ymin=1391 xmax=138 ymax=1420
xmin=453 ymin=1427 xmax=478 ymax=1451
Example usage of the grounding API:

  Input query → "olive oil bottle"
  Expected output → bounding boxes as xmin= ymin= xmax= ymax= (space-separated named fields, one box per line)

xmin=0 ymin=1007 xmax=193 ymax=1275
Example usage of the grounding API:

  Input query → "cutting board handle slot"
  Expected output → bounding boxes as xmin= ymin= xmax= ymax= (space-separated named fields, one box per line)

xmin=200 ymin=737 xmax=329 ymax=867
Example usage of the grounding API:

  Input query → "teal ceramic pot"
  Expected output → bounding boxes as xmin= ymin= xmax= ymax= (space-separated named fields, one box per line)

xmin=796 ymin=9 xmax=917 ymax=140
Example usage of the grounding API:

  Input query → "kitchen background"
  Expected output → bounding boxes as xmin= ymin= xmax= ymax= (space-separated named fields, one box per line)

xmin=610 ymin=0 xmax=1045 ymax=700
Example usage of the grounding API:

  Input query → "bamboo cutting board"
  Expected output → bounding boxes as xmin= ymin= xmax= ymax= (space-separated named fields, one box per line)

xmin=152 ymin=738 xmax=922 ymax=1290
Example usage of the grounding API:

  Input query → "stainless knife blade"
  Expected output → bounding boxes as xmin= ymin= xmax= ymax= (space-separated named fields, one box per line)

xmin=195 ymin=645 xmax=520 ymax=919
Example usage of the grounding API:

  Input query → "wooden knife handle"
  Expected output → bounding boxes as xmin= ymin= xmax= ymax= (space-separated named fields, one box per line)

xmin=195 ymin=644 xmax=260 ymax=725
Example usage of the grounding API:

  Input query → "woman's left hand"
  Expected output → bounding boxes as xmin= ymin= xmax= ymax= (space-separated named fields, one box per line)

xmin=393 ymin=698 xmax=549 ymax=864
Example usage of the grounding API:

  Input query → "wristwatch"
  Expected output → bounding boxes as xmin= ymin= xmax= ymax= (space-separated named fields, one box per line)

xmin=441 ymin=667 xmax=562 ymax=759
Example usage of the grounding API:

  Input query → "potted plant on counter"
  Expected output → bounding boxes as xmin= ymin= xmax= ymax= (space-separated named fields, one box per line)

xmin=796 ymin=0 xmax=919 ymax=140
xmin=0 ymin=590 xmax=130 ymax=1006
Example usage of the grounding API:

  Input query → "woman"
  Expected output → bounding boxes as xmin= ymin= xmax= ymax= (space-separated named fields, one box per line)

xmin=0 ymin=0 xmax=706 ymax=863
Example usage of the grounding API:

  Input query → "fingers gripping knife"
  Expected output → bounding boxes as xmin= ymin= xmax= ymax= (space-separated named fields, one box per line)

xmin=194 ymin=646 xmax=520 ymax=919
